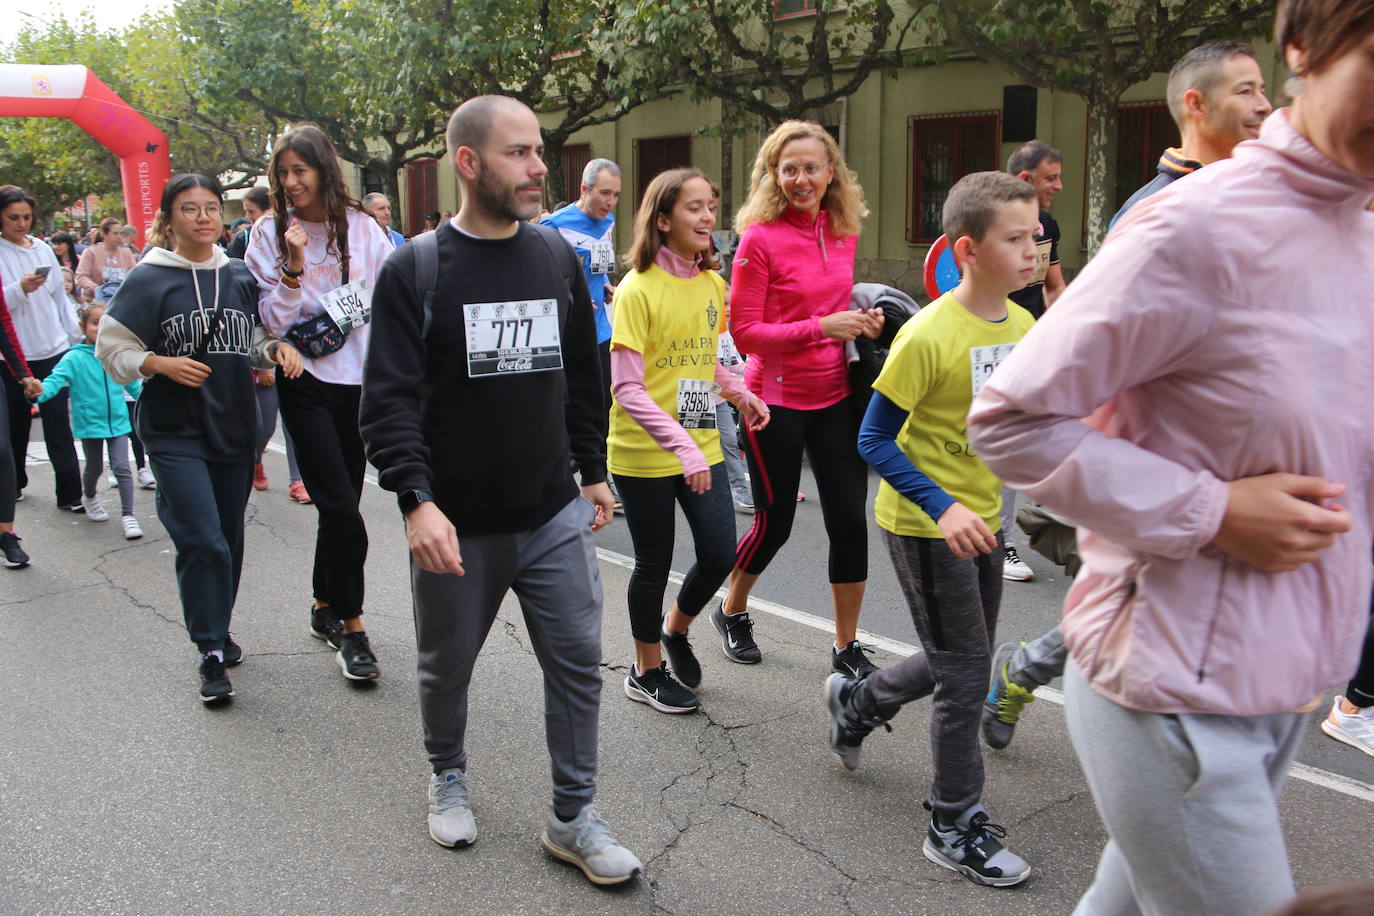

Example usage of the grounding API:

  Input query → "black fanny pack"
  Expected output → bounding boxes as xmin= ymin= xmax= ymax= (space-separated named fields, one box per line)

xmin=285 ymin=263 xmax=351 ymax=358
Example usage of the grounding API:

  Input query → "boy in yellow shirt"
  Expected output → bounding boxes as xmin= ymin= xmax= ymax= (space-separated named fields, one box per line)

xmin=825 ymin=171 xmax=1039 ymax=888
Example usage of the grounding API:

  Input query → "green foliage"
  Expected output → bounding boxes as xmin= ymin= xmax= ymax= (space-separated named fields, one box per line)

xmin=0 ymin=11 xmax=275 ymax=219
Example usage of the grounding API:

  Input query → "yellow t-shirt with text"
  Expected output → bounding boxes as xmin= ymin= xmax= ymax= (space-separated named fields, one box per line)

xmin=608 ymin=265 xmax=727 ymax=477
xmin=872 ymin=291 xmax=1035 ymax=538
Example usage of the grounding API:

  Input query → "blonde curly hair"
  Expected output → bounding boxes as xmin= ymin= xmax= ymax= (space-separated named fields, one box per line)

xmin=734 ymin=120 xmax=868 ymax=238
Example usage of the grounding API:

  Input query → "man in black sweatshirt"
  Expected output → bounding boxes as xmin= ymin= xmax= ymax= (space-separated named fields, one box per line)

xmin=360 ymin=96 xmax=639 ymax=887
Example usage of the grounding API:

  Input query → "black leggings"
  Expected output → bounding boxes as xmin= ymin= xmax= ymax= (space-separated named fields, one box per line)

xmin=276 ymin=369 xmax=369 ymax=619
xmin=2 ymin=352 xmax=81 ymax=506
xmin=617 ymin=463 xmax=736 ymax=643
xmin=0 ymin=383 xmax=14 ymax=525
xmin=736 ymin=396 xmax=868 ymax=583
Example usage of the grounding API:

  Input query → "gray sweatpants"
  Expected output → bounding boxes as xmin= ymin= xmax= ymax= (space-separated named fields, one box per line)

xmin=1007 ymin=625 xmax=1067 ymax=689
xmin=1065 ymin=662 xmax=1305 ymax=916
xmin=82 ymin=436 xmax=133 ymax=516
xmin=853 ymin=529 xmax=1004 ymax=821
xmin=411 ymin=496 xmax=604 ymax=813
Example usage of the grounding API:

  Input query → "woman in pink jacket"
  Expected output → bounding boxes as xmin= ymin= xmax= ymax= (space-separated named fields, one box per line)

xmin=713 ymin=121 xmax=885 ymax=676
xmin=968 ymin=1 xmax=1374 ymax=912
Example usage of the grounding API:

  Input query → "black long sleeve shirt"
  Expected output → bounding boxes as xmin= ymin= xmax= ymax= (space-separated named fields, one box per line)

xmin=360 ymin=221 xmax=606 ymax=536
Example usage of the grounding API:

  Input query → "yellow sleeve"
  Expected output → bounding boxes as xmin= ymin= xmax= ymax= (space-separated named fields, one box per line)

xmin=871 ymin=313 xmax=940 ymax=412
xmin=610 ymin=271 xmax=652 ymax=354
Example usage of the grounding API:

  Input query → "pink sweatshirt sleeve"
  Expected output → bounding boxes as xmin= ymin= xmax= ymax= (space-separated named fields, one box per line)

xmin=243 ymin=216 xmax=305 ymax=338
xmin=728 ymin=229 xmax=825 ymax=358
xmin=611 ymin=347 xmax=709 ymax=477
xmin=966 ymin=204 xmax=1230 ymax=559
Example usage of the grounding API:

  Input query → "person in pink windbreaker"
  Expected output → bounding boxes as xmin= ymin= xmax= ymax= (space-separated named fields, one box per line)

xmin=712 ymin=121 xmax=886 ymax=677
xmin=967 ymin=1 xmax=1374 ymax=912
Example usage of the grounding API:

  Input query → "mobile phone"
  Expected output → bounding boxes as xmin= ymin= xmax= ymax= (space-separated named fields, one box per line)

xmin=34 ymin=266 xmax=51 ymax=277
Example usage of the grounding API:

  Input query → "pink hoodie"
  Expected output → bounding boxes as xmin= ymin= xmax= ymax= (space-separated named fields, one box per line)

xmin=729 ymin=208 xmax=856 ymax=409
xmin=968 ymin=109 xmax=1374 ymax=716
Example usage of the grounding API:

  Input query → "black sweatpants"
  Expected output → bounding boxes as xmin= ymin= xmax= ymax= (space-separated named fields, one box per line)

xmin=735 ymin=396 xmax=867 ymax=583
xmin=150 ymin=452 xmax=254 ymax=654
xmin=2 ymin=352 xmax=81 ymax=506
xmin=616 ymin=463 xmax=736 ymax=643
xmin=276 ymin=369 xmax=369 ymax=620
xmin=1348 ymin=598 xmax=1374 ymax=708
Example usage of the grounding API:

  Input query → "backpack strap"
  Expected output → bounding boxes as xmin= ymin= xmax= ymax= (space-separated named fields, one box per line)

xmin=410 ymin=229 xmax=440 ymax=339
xmin=529 ymin=221 xmax=580 ymax=298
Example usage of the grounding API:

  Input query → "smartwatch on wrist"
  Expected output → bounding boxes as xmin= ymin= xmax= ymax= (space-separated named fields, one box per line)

xmin=398 ymin=489 xmax=435 ymax=516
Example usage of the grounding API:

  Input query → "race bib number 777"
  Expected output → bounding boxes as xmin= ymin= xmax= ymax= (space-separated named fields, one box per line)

xmin=464 ymin=299 xmax=563 ymax=377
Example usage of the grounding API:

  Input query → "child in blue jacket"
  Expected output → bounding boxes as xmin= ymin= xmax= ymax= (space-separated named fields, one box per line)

xmin=38 ymin=303 xmax=144 ymax=538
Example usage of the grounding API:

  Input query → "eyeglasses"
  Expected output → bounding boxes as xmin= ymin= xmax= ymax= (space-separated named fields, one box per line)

xmin=178 ymin=203 xmax=224 ymax=219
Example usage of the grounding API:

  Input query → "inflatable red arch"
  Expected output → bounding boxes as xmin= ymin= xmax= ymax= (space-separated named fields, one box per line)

xmin=0 ymin=64 xmax=170 ymax=244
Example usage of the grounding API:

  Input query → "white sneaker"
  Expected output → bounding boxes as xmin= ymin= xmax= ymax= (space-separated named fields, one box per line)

xmin=106 ymin=471 xmax=118 ymax=489
xmin=427 ymin=768 xmax=476 ymax=847
xmin=1321 ymin=695 xmax=1374 ymax=757
xmin=137 ymin=468 xmax=156 ymax=489
xmin=121 ymin=515 xmax=143 ymax=539
xmin=540 ymin=803 xmax=642 ymax=886
xmin=81 ymin=495 xmax=109 ymax=522
xmin=1002 ymin=546 xmax=1034 ymax=582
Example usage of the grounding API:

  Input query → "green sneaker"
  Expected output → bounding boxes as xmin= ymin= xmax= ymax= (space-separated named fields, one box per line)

xmin=982 ymin=642 xmax=1036 ymax=750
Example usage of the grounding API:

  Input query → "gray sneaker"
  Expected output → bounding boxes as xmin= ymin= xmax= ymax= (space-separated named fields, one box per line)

xmin=427 ymin=768 xmax=476 ymax=848
xmin=825 ymin=673 xmax=891 ymax=770
xmin=540 ymin=803 xmax=642 ymax=886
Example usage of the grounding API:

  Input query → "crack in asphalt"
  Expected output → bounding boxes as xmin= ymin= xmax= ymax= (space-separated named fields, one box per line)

xmin=91 ymin=540 xmax=181 ymax=630
xmin=0 ymin=581 xmax=101 ymax=607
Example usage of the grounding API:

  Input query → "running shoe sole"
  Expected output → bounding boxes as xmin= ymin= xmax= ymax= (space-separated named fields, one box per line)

xmin=922 ymin=838 xmax=1030 ymax=888
xmin=3 ymin=559 xmax=29 ymax=569
xmin=199 ymin=689 xmax=235 ymax=704
xmin=428 ymin=825 xmax=476 ymax=848
xmin=539 ymin=831 xmax=641 ymax=886
xmin=1321 ymin=719 xmax=1374 ymax=757
xmin=335 ymin=651 xmax=380 ymax=681
xmin=623 ymin=676 xmax=698 ymax=714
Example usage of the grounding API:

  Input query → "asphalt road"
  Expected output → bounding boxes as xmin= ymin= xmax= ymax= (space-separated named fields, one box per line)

xmin=2 ymin=433 xmax=1370 ymax=915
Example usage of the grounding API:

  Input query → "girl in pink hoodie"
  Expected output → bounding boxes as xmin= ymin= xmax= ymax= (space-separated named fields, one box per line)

xmin=968 ymin=3 xmax=1374 ymax=912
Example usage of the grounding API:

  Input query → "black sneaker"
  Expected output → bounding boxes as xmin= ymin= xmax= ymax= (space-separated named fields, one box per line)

xmin=660 ymin=627 xmax=702 ymax=688
xmin=1 ymin=531 xmax=30 ymax=569
xmin=710 ymin=602 xmax=761 ymax=664
xmin=922 ymin=802 xmax=1030 ymax=887
xmin=336 ymin=630 xmax=380 ymax=681
xmin=832 ymin=640 xmax=879 ymax=678
xmin=825 ymin=673 xmax=891 ymax=770
xmin=309 ymin=604 xmax=343 ymax=649
xmin=623 ymin=663 xmax=699 ymax=714
xmin=199 ymin=654 xmax=235 ymax=703
xmin=223 ymin=634 xmax=243 ymax=667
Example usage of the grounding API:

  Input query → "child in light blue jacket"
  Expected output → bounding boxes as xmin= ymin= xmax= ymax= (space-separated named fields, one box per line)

xmin=37 ymin=303 xmax=144 ymax=538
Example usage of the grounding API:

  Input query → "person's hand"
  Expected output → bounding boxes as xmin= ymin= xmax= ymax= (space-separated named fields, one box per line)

xmin=256 ymin=369 xmax=276 ymax=388
xmin=581 ymin=481 xmax=614 ymax=531
xmin=738 ymin=394 xmax=771 ymax=431
xmin=283 ymin=219 xmax=308 ymax=272
xmin=21 ymin=377 xmax=42 ymax=399
xmin=685 ymin=469 xmax=712 ymax=495
xmin=20 ymin=272 xmax=45 ymax=293
xmin=406 ymin=501 xmax=464 ymax=575
xmin=861 ymin=307 xmax=886 ymax=340
xmin=937 ymin=502 xmax=998 ymax=558
xmin=604 ymin=283 xmax=615 ymax=302
xmin=1212 ymin=473 xmax=1351 ymax=572
xmin=273 ymin=340 xmax=304 ymax=378
xmin=146 ymin=354 xmax=211 ymax=388
xmin=818 ymin=310 xmax=871 ymax=342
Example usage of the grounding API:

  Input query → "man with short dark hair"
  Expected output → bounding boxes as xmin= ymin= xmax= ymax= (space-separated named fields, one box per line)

xmin=1005 ymin=139 xmax=1065 ymax=320
xmin=361 ymin=95 xmax=639 ymax=887
xmin=362 ymin=192 xmax=406 ymax=247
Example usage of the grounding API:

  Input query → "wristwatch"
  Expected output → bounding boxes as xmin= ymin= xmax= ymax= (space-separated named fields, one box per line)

xmin=398 ymin=488 xmax=435 ymax=516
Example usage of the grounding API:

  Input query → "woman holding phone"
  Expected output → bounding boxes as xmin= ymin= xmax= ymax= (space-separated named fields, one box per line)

xmin=0 ymin=185 xmax=83 ymax=510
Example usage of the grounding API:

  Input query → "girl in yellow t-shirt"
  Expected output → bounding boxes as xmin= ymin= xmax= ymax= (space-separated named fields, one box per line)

xmin=608 ymin=169 xmax=770 ymax=715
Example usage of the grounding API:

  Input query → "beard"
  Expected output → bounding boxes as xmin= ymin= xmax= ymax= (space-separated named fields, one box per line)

xmin=474 ymin=160 xmax=543 ymax=223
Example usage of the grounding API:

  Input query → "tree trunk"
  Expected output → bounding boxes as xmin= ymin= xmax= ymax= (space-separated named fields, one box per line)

xmin=719 ymin=100 xmax=736 ymax=229
xmin=380 ymin=161 xmax=403 ymax=232
xmin=543 ymin=132 xmax=567 ymax=210
xmin=1083 ymin=91 xmax=1120 ymax=257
